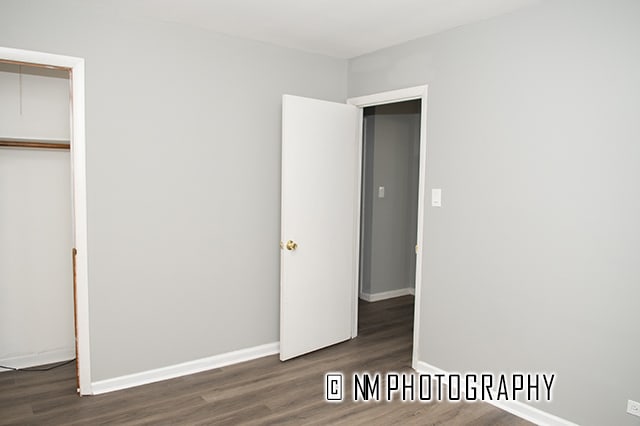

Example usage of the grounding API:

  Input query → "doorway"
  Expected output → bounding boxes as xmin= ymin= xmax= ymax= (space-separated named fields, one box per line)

xmin=0 ymin=46 xmax=91 ymax=394
xmin=348 ymin=86 xmax=428 ymax=370
xmin=359 ymin=100 xmax=421 ymax=300
xmin=357 ymin=100 xmax=421 ymax=359
xmin=279 ymin=86 xmax=427 ymax=366
xmin=0 ymin=63 xmax=74 ymax=375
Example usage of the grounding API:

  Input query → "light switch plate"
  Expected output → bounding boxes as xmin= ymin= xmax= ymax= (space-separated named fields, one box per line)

xmin=378 ymin=186 xmax=385 ymax=198
xmin=431 ymin=188 xmax=441 ymax=207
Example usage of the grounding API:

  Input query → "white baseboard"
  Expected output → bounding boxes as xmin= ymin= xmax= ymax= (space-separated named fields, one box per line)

xmin=413 ymin=361 xmax=577 ymax=426
xmin=360 ymin=287 xmax=415 ymax=302
xmin=91 ymin=342 xmax=279 ymax=395
xmin=0 ymin=348 xmax=76 ymax=372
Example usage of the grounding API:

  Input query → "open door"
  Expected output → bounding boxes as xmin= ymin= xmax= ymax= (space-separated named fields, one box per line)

xmin=280 ymin=95 xmax=359 ymax=361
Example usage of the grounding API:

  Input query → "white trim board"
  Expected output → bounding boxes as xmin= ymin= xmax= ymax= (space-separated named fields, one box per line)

xmin=348 ymin=86 xmax=427 ymax=108
xmin=92 ymin=342 xmax=279 ymax=395
xmin=0 ymin=348 xmax=76 ymax=372
xmin=359 ymin=287 xmax=415 ymax=302
xmin=0 ymin=46 xmax=91 ymax=395
xmin=413 ymin=361 xmax=578 ymax=426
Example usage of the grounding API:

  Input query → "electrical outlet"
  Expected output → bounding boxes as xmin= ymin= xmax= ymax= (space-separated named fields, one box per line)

xmin=628 ymin=400 xmax=640 ymax=417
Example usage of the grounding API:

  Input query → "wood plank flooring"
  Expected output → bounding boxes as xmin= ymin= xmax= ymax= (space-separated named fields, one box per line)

xmin=0 ymin=296 xmax=531 ymax=425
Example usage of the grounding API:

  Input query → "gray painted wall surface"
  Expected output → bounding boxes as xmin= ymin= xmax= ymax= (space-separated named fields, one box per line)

xmin=0 ymin=0 xmax=347 ymax=381
xmin=361 ymin=103 xmax=420 ymax=296
xmin=349 ymin=1 xmax=640 ymax=425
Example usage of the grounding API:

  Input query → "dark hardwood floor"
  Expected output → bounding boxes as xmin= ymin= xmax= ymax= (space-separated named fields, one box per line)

xmin=0 ymin=296 xmax=531 ymax=425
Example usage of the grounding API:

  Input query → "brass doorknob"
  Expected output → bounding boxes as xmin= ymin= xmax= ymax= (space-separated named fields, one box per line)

xmin=285 ymin=240 xmax=298 ymax=251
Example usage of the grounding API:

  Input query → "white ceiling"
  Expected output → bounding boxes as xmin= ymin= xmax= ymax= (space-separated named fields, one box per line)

xmin=114 ymin=0 xmax=540 ymax=59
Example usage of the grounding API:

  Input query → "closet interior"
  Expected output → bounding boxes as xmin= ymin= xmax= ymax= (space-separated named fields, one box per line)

xmin=0 ymin=61 xmax=75 ymax=372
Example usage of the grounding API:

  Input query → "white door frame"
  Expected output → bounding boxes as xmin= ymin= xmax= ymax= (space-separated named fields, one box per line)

xmin=347 ymin=85 xmax=428 ymax=370
xmin=0 ymin=46 xmax=92 ymax=394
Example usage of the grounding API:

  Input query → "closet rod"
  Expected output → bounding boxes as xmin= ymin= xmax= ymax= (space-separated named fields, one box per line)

xmin=0 ymin=59 xmax=71 ymax=71
xmin=0 ymin=138 xmax=70 ymax=150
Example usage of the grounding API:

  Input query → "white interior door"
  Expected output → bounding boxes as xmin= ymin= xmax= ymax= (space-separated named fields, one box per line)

xmin=280 ymin=95 xmax=359 ymax=361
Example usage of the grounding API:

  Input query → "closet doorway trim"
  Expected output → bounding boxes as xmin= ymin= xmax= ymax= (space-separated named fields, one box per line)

xmin=0 ymin=46 xmax=92 ymax=395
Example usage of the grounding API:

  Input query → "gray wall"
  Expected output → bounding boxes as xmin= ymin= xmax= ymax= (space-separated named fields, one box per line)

xmin=0 ymin=0 xmax=347 ymax=381
xmin=361 ymin=102 xmax=420 ymax=296
xmin=349 ymin=0 xmax=640 ymax=425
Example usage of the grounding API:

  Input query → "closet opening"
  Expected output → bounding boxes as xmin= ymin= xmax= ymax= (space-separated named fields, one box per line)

xmin=0 ymin=61 xmax=78 ymax=387
xmin=357 ymin=99 xmax=422 ymax=355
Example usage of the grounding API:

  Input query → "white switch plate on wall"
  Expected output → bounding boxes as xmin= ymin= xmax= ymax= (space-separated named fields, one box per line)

xmin=431 ymin=188 xmax=441 ymax=207
xmin=378 ymin=186 xmax=385 ymax=198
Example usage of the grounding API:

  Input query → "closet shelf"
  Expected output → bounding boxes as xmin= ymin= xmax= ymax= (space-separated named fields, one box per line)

xmin=0 ymin=138 xmax=70 ymax=150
